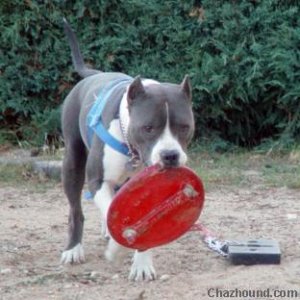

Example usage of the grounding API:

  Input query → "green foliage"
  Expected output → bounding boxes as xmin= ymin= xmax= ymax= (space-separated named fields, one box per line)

xmin=0 ymin=0 xmax=71 ymax=145
xmin=0 ymin=0 xmax=299 ymax=147
xmin=195 ymin=0 xmax=300 ymax=146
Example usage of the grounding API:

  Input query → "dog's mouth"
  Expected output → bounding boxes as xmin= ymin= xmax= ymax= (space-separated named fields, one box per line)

xmin=139 ymin=147 xmax=186 ymax=170
xmin=145 ymin=160 xmax=181 ymax=170
xmin=149 ymin=150 xmax=182 ymax=169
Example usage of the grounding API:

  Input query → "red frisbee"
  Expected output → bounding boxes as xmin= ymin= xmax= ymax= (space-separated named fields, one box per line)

xmin=107 ymin=165 xmax=205 ymax=251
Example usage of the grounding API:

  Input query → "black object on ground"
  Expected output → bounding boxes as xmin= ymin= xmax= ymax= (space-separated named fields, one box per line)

xmin=228 ymin=239 xmax=281 ymax=265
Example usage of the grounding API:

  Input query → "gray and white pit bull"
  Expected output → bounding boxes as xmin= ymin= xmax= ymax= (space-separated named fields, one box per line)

xmin=60 ymin=20 xmax=195 ymax=281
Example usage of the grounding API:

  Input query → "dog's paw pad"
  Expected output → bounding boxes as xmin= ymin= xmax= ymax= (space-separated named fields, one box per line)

xmin=60 ymin=243 xmax=85 ymax=264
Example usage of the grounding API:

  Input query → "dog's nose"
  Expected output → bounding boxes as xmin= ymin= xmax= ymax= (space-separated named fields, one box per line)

xmin=160 ymin=150 xmax=180 ymax=167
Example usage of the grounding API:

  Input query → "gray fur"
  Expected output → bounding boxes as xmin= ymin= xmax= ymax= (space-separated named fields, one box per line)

xmin=61 ymin=20 xmax=195 ymax=262
xmin=61 ymin=72 xmax=130 ymax=250
xmin=63 ymin=18 xmax=101 ymax=78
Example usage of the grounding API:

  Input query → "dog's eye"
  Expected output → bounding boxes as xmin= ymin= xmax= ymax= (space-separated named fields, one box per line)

xmin=143 ymin=125 xmax=154 ymax=133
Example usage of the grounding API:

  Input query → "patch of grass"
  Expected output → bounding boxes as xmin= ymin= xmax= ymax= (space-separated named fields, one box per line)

xmin=0 ymin=163 xmax=58 ymax=192
xmin=189 ymin=147 xmax=300 ymax=190
xmin=189 ymin=151 xmax=249 ymax=189
xmin=0 ymin=163 xmax=29 ymax=184
xmin=262 ymin=160 xmax=300 ymax=189
xmin=1 ymin=145 xmax=299 ymax=192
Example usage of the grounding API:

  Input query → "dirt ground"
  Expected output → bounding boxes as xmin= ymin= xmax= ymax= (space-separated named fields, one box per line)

xmin=1 ymin=166 xmax=300 ymax=300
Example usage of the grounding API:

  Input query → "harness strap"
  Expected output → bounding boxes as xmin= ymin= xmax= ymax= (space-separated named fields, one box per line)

xmin=86 ymin=76 xmax=133 ymax=156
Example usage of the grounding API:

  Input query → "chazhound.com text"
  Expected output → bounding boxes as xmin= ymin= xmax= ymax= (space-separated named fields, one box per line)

xmin=207 ymin=288 xmax=300 ymax=298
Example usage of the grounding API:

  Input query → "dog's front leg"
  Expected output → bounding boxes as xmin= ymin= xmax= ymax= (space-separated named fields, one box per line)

xmin=94 ymin=182 xmax=114 ymax=239
xmin=96 ymin=179 xmax=156 ymax=280
xmin=94 ymin=182 xmax=130 ymax=263
xmin=105 ymin=237 xmax=130 ymax=265
xmin=105 ymin=239 xmax=156 ymax=281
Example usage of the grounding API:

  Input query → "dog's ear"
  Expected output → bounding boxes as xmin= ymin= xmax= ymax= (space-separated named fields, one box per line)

xmin=127 ymin=76 xmax=145 ymax=105
xmin=180 ymin=75 xmax=192 ymax=101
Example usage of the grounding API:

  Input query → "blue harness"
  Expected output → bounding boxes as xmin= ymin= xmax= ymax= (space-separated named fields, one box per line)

xmin=86 ymin=76 xmax=133 ymax=156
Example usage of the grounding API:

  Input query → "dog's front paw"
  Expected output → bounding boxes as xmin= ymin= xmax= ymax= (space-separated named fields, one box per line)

xmin=105 ymin=238 xmax=129 ymax=265
xmin=129 ymin=250 xmax=156 ymax=281
xmin=60 ymin=243 xmax=85 ymax=264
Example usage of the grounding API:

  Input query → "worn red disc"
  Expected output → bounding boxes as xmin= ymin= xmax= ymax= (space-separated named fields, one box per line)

xmin=107 ymin=165 xmax=205 ymax=251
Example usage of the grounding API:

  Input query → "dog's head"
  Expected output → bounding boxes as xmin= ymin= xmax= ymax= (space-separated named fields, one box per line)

xmin=127 ymin=76 xmax=194 ymax=168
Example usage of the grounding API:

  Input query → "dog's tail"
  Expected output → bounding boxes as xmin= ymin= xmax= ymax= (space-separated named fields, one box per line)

xmin=63 ymin=18 xmax=101 ymax=78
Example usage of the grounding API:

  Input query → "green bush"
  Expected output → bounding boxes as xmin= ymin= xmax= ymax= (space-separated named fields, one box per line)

xmin=0 ymin=0 xmax=71 ymax=145
xmin=195 ymin=0 xmax=300 ymax=146
xmin=0 ymin=0 xmax=299 ymax=147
